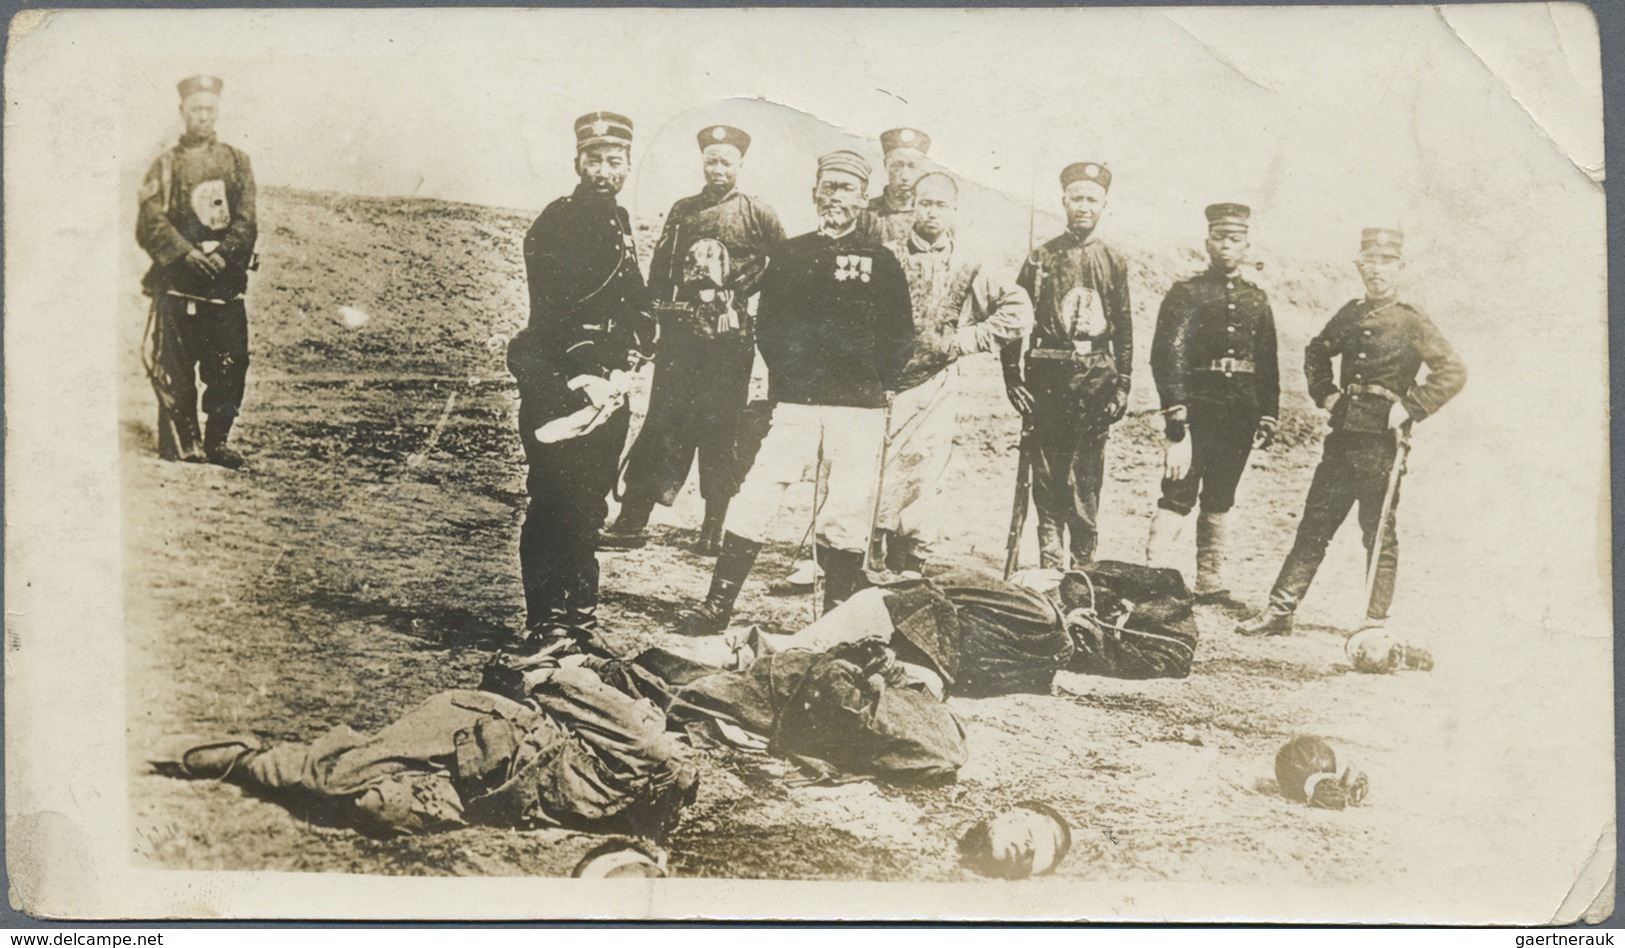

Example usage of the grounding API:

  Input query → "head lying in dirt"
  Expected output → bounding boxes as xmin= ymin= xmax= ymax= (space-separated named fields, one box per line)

xmin=958 ymin=801 xmax=1072 ymax=879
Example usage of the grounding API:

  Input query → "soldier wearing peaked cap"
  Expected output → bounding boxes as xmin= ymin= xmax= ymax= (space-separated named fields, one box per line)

xmin=1145 ymin=203 xmax=1281 ymax=602
xmin=858 ymin=127 xmax=932 ymax=247
xmin=506 ymin=111 xmax=654 ymax=650
xmin=603 ymin=124 xmax=786 ymax=554
xmin=136 ymin=75 xmax=258 ymax=469
xmin=1002 ymin=161 xmax=1134 ymax=569
xmin=1237 ymin=227 xmax=1467 ymax=636
xmin=675 ymin=149 xmax=915 ymax=635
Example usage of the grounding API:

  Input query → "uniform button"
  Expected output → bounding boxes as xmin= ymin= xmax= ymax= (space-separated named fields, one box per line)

xmin=1226 ymin=281 xmax=1234 ymax=289
xmin=1358 ymin=352 xmax=1367 ymax=359
xmin=1363 ymin=329 xmax=1372 ymax=336
xmin=1227 ymin=303 xmax=1236 ymax=310
xmin=1227 ymin=348 xmax=1236 ymax=355
xmin=1227 ymin=326 xmax=1235 ymax=333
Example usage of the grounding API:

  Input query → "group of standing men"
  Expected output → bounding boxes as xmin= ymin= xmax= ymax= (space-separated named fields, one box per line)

xmin=135 ymin=79 xmax=1467 ymax=654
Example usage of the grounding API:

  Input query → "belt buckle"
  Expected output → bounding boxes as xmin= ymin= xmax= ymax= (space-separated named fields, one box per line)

xmin=1071 ymin=338 xmax=1094 ymax=356
xmin=1217 ymin=357 xmax=1238 ymax=375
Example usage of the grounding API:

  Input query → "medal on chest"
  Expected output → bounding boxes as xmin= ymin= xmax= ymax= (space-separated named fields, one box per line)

xmin=834 ymin=253 xmax=873 ymax=283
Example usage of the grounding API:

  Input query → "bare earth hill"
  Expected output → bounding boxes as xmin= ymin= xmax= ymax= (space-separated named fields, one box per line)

xmin=120 ymin=186 xmax=1604 ymax=910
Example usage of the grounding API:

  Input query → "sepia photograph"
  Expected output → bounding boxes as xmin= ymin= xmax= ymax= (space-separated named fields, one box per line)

xmin=2 ymin=2 xmax=1613 ymax=923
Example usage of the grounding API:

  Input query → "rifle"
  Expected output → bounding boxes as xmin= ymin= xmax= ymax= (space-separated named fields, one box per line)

xmin=1003 ymin=422 xmax=1035 ymax=580
xmin=1361 ymin=425 xmax=1411 ymax=622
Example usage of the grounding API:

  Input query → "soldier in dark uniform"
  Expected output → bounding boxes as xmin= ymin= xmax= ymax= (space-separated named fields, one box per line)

xmin=136 ymin=75 xmax=258 ymax=468
xmin=859 ymin=127 xmax=931 ymax=247
xmin=1145 ymin=203 xmax=1280 ymax=601
xmin=1237 ymin=228 xmax=1466 ymax=635
xmin=1001 ymin=162 xmax=1133 ymax=569
xmin=506 ymin=112 xmax=653 ymax=649
xmin=602 ymin=124 xmax=786 ymax=554
xmin=675 ymin=150 xmax=914 ymax=635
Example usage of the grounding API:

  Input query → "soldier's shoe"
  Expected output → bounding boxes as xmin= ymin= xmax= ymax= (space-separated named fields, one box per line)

xmin=598 ymin=524 xmax=648 ymax=551
xmin=178 ymin=739 xmax=262 ymax=781
xmin=1236 ymin=609 xmax=1295 ymax=637
xmin=1401 ymin=644 xmax=1434 ymax=672
xmin=204 ymin=444 xmax=245 ymax=470
xmin=675 ymin=600 xmax=731 ymax=637
xmin=768 ymin=560 xmax=818 ymax=595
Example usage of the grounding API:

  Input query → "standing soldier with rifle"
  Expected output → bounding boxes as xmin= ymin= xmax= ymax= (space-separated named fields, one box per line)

xmin=137 ymin=75 xmax=258 ymax=469
xmin=1001 ymin=161 xmax=1133 ymax=570
xmin=1144 ymin=203 xmax=1280 ymax=602
xmin=1237 ymin=227 xmax=1466 ymax=636
xmin=602 ymin=124 xmax=786 ymax=554
xmin=507 ymin=112 xmax=654 ymax=652
xmin=876 ymin=171 xmax=1032 ymax=577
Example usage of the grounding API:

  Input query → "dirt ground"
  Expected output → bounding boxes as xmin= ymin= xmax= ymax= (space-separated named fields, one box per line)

xmin=122 ymin=188 xmax=1607 ymax=907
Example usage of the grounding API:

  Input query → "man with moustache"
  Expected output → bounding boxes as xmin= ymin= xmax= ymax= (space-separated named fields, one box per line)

xmin=1237 ymin=227 xmax=1466 ymax=636
xmin=859 ymin=127 xmax=932 ymax=247
xmin=137 ymin=75 xmax=258 ymax=468
xmin=1001 ymin=162 xmax=1133 ymax=569
xmin=505 ymin=112 xmax=654 ymax=651
xmin=1145 ymin=203 xmax=1281 ymax=602
xmin=602 ymin=124 xmax=786 ymax=554
xmin=675 ymin=150 xmax=914 ymax=635
xmin=874 ymin=171 xmax=1032 ymax=576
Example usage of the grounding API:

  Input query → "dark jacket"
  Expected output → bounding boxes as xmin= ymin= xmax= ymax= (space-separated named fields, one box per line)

xmin=136 ymin=134 xmax=257 ymax=299
xmin=754 ymin=228 xmax=915 ymax=409
xmin=1151 ymin=266 xmax=1280 ymax=421
xmin=1305 ymin=298 xmax=1467 ymax=432
xmin=1009 ymin=229 xmax=1133 ymax=399
xmin=512 ymin=184 xmax=652 ymax=387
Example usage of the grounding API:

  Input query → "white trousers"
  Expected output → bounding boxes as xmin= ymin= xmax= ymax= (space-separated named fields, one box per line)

xmin=724 ymin=402 xmax=886 ymax=552
xmin=875 ymin=367 xmax=959 ymax=556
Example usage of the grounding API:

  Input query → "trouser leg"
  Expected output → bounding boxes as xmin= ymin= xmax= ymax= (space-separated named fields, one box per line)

xmin=881 ymin=371 xmax=956 ymax=574
xmin=1066 ymin=424 xmax=1110 ymax=565
xmin=197 ymin=299 xmax=250 ymax=451
xmin=1029 ymin=400 xmax=1071 ymax=570
xmin=817 ymin=406 xmax=887 ymax=554
xmin=152 ymin=296 xmax=203 ymax=461
xmin=1267 ymin=436 xmax=1362 ymax=614
xmin=1355 ymin=439 xmax=1403 ymax=620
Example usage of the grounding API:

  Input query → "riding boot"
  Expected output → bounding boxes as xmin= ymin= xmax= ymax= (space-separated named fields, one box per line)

xmin=1193 ymin=511 xmax=1230 ymax=600
xmin=203 ymin=412 xmax=243 ymax=469
xmin=676 ymin=532 xmax=761 ymax=635
xmin=819 ymin=544 xmax=870 ymax=614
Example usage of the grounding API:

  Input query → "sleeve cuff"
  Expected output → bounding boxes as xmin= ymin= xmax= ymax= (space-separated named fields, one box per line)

xmin=954 ymin=324 xmax=981 ymax=355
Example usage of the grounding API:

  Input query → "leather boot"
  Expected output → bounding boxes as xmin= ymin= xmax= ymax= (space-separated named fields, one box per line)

xmin=601 ymin=495 xmax=655 ymax=550
xmin=203 ymin=413 xmax=244 ymax=469
xmin=1194 ymin=511 xmax=1230 ymax=600
xmin=819 ymin=545 xmax=870 ymax=613
xmin=1144 ymin=508 xmax=1188 ymax=569
xmin=676 ymin=532 xmax=760 ymax=635
xmin=1235 ymin=608 xmax=1294 ymax=637
xmin=886 ymin=535 xmax=926 ymax=577
xmin=694 ymin=498 xmax=728 ymax=556
xmin=179 ymin=739 xmax=263 ymax=781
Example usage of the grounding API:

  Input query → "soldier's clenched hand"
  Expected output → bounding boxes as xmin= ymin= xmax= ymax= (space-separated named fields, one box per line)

xmin=1004 ymin=381 xmax=1036 ymax=418
xmin=1102 ymin=389 xmax=1128 ymax=425
xmin=1387 ymin=401 xmax=1412 ymax=430
xmin=184 ymin=247 xmax=223 ymax=277
xmin=1253 ymin=416 xmax=1277 ymax=450
xmin=1321 ymin=392 xmax=1341 ymax=414
xmin=206 ymin=252 xmax=229 ymax=274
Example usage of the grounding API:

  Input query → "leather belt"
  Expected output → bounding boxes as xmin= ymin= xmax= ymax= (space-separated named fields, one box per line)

xmin=1195 ymin=358 xmax=1254 ymax=375
xmin=1028 ymin=347 xmax=1112 ymax=364
xmin=1344 ymin=382 xmax=1399 ymax=402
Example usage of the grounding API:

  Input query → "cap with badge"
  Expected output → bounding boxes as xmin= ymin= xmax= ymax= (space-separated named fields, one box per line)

xmin=697 ymin=124 xmax=750 ymax=155
xmin=817 ymin=149 xmax=872 ymax=184
xmin=177 ymin=75 xmax=223 ymax=100
xmin=1060 ymin=161 xmax=1112 ymax=192
xmin=1359 ymin=227 xmax=1404 ymax=259
xmin=1205 ymin=203 xmax=1251 ymax=233
xmin=575 ymin=111 xmax=634 ymax=151
xmin=880 ymin=127 xmax=931 ymax=156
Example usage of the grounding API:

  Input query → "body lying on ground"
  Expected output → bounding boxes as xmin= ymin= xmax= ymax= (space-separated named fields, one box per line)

xmin=167 ymin=664 xmax=698 ymax=840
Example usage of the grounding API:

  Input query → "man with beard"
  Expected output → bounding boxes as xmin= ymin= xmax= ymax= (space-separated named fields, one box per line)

xmin=1237 ymin=227 xmax=1466 ymax=636
xmin=874 ymin=171 xmax=1032 ymax=576
xmin=602 ymin=124 xmax=786 ymax=554
xmin=1145 ymin=203 xmax=1280 ymax=602
xmin=859 ymin=127 xmax=931 ymax=247
xmin=137 ymin=75 xmax=258 ymax=468
xmin=505 ymin=112 xmax=653 ymax=651
xmin=675 ymin=150 xmax=914 ymax=635
xmin=1001 ymin=162 xmax=1133 ymax=569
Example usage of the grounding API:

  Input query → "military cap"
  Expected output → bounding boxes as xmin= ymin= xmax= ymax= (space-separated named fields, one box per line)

xmin=176 ymin=75 xmax=224 ymax=99
xmin=880 ymin=127 xmax=931 ymax=156
xmin=817 ymin=149 xmax=872 ymax=184
xmin=1359 ymin=227 xmax=1404 ymax=258
xmin=1060 ymin=161 xmax=1112 ymax=192
xmin=697 ymin=124 xmax=751 ymax=155
xmin=575 ymin=111 xmax=633 ymax=151
xmin=1205 ymin=203 xmax=1250 ymax=232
